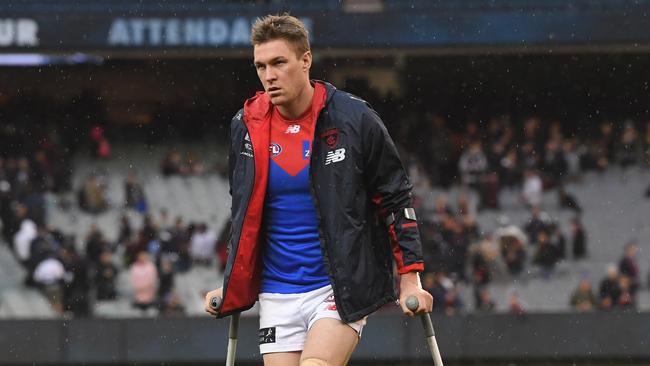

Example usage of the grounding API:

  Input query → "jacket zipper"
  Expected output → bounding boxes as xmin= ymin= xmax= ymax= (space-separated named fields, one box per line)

xmin=308 ymin=107 xmax=346 ymax=320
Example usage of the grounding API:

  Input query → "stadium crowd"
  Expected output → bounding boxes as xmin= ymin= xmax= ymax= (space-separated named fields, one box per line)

xmin=2 ymin=88 xmax=650 ymax=318
xmin=393 ymin=112 xmax=650 ymax=314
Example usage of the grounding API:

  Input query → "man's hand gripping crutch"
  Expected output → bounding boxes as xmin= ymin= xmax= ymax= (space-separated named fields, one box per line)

xmin=399 ymin=272 xmax=443 ymax=366
xmin=205 ymin=287 xmax=240 ymax=366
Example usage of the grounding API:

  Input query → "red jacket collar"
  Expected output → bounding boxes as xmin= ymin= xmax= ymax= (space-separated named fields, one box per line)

xmin=243 ymin=80 xmax=333 ymax=125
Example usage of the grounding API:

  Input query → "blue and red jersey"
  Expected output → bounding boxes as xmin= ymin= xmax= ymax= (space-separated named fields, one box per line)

xmin=261 ymin=83 xmax=329 ymax=294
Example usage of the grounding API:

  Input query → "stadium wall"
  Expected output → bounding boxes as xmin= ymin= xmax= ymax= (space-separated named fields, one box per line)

xmin=1 ymin=312 xmax=647 ymax=365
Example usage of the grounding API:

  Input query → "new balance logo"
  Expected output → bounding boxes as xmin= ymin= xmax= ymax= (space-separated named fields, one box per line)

xmin=325 ymin=148 xmax=346 ymax=165
xmin=285 ymin=125 xmax=300 ymax=134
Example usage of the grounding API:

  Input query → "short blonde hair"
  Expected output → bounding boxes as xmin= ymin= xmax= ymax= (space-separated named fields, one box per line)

xmin=251 ymin=14 xmax=310 ymax=57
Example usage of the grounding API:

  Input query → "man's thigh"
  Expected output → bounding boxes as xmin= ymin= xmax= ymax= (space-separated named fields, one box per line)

xmin=300 ymin=318 xmax=359 ymax=366
xmin=263 ymin=351 xmax=300 ymax=366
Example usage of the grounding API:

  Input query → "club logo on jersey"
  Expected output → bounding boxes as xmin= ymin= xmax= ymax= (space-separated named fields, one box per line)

xmin=269 ymin=143 xmax=282 ymax=157
xmin=325 ymin=148 xmax=346 ymax=165
xmin=321 ymin=128 xmax=339 ymax=148
xmin=285 ymin=124 xmax=300 ymax=134
xmin=259 ymin=327 xmax=276 ymax=344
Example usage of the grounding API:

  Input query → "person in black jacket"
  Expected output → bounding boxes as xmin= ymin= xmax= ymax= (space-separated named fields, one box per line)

xmin=204 ymin=14 xmax=432 ymax=366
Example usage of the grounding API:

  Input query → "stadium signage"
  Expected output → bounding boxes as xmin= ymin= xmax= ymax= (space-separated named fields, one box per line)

xmin=0 ymin=18 xmax=39 ymax=47
xmin=107 ymin=17 xmax=313 ymax=47
xmin=0 ymin=9 xmax=647 ymax=53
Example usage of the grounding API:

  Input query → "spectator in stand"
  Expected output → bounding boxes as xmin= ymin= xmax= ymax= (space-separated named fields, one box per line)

xmin=548 ymin=221 xmax=566 ymax=261
xmin=161 ymin=216 xmax=182 ymax=255
xmin=129 ymin=251 xmax=158 ymax=312
xmin=24 ymin=226 xmax=60 ymax=287
xmin=470 ymin=237 xmax=495 ymax=286
xmin=499 ymin=147 xmax=520 ymax=189
xmin=33 ymin=253 xmax=66 ymax=314
xmin=171 ymin=217 xmax=192 ymax=272
xmin=495 ymin=216 xmax=527 ymax=276
xmin=85 ymin=224 xmax=109 ymax=267
xmin=439 ymin=214 xmax=468 ymax=281
xmin=521 ymin=117 xmax=543 ymax=157
xmin=60 ymin=245 xmax=91 ymax=317
xmin=508 ymin=289 xmax=526 ymax=316
xmin=423 ymin=272 xmax=451 ymax=313
xmin=570 ymin=278 xmax=597 ymax=312
xmin=617 ymin=275 xmax=636 ymax=310
xmin=124 ymin=171 xmax=147 ymax=213
xmin=618 ymin=242 xmax=640 ymax=294
xmin=570 ymin=216 xmax=587 ymax=260
xmin=432 ymin=194 xmax=453 ymax=223
xmin=0 ymin=162 xmax=17 ymax=243
xmin=558 ymin=186 xmax=582 ymax=213
xmin=503 ymin=237 xmax=527 ymax=277
xmin=533 ymin=230 xmax=558 ymax=278
xmin=616 ymin=121 xmax=642 ymax=169
xmin=89 ymin=124 xmax=111 ymax=159
xmin=117 ymin=214 xmax=132 ymax=248
xmin=12 ymin=203 xmax=37 ymax=268
xmin=78 ymin=174 xmax=108 ymax=214
xmin=598 ymin=265 xmax=621 ymax=310
xmin=458 ymin=140 xmax=488 ymax=190
xmin=443 ymin=286 xmax=464 ymax=316
xmin=593 ymin=120 xmax=615 ymax=171
xmin=562 ymin=138 xmax=582 ymax=182
xmin=524 ymin=206 xmax=548 ymax=243
xmin=520 ymin=140 xmax=541 ymax=172
xmin=157 ymin=254 xmax=176 ymax=311
xmin=161 ymin=151 xmax=185 ymax=176
xmin=189 ymin=223 xmax=216 ymax=266
xmin=185 ymin=151 xmax=205 ymax=175
xmin=521 ymin=169 xmax=543 ymax=208
xmin=95 ymin=250 xmax=118 ymax=301
xmin=475 ymin=287 xmax=496 ymax=312
xmin=161 ymin=291 xmax=186 ymax=317
xmin=543 ymin=121 xmax=568 ymax=187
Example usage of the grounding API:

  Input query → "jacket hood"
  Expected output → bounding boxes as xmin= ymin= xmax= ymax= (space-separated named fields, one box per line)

xmin=243 ymin=80 xmax=337 ymax=123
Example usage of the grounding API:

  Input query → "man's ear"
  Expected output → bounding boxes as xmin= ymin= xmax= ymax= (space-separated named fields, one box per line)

xmin=302 ymin=51 xmax=312 ymax=71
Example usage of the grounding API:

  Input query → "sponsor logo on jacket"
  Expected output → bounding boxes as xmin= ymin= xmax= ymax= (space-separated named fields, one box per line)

xmin=325 ymin=148 xmax=346 ymax=165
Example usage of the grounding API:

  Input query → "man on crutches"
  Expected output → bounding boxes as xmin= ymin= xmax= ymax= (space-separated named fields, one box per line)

xmin=204 ymin=14 xmax=434 ymax=366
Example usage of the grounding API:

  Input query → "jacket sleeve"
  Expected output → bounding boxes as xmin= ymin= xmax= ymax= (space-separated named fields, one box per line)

xmin=361 ymin=108 xmax=424 ymax=274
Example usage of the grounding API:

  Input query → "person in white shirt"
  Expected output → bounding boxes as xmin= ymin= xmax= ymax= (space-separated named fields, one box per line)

xmin=522 ymin=169 xmax=543 ymax=208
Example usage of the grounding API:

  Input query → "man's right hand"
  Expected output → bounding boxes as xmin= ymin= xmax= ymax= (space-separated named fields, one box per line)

xmin=204 ymin=287 xmax=223 ymax=316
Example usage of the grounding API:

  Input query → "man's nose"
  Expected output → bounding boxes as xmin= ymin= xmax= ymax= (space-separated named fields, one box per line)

xmin=264 ymin=67 xmax=277 ymax=82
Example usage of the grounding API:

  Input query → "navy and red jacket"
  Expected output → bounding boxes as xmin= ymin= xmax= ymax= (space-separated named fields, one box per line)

xmin=218 ymin=81 xmax=424 ymax=323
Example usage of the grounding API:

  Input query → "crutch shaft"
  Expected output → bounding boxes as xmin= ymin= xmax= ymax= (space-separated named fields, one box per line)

xmin=406 ymin=295 xmax=444 ymax=366
xmin=210 ymin=296 xmax=240 ymax=366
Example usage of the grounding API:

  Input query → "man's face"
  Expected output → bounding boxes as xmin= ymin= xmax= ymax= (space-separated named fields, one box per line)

xmin=253 ymin=39 xmax=311 ymax=107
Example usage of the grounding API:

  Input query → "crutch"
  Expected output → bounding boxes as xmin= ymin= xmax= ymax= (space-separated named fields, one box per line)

xmin=210 ymin=297 xmax=240 ymax=366
xmin=406 ymin=295 xmax=444 ymax=366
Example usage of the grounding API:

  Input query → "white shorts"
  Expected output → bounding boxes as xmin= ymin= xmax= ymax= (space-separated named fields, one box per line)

xmin=258 ymin=284 xmax=367 ymax=354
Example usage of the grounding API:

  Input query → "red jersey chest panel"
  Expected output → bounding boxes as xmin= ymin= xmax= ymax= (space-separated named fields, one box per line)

xmin=269 ymin=114 xmax=314 ymax=177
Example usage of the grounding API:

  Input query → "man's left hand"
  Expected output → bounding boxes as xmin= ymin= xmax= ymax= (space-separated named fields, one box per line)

xmin=399 ymin=272 xmax=433 ymax=316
